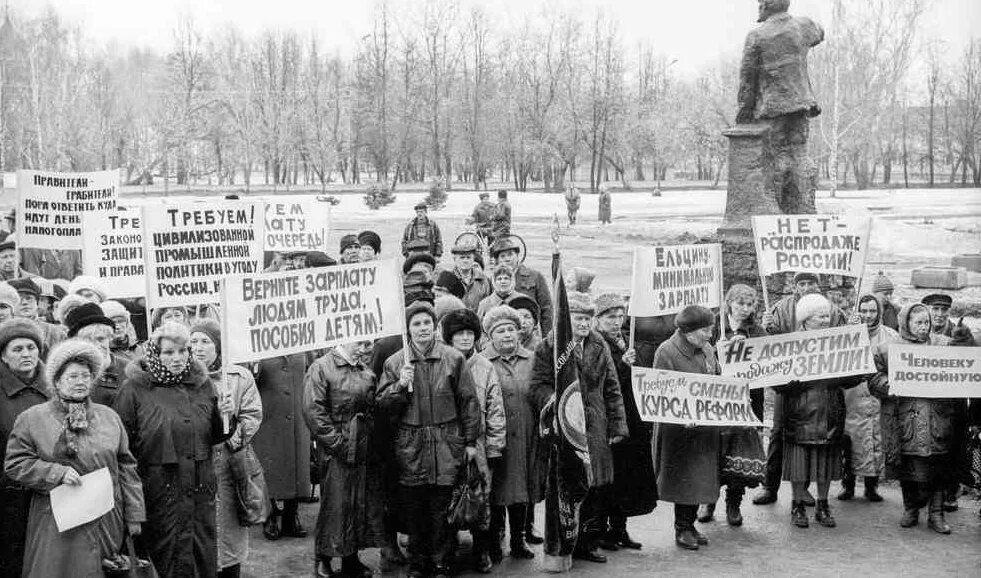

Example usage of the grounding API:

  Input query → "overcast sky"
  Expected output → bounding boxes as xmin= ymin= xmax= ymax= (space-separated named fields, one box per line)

xmin=11 ymin=0 xmax=981 ymax=76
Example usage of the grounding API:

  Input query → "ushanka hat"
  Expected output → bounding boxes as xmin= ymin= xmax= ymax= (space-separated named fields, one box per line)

xmin=339 ymin=234 xmax=360 ymax=253
xmin=442 ymin=308 xmax=482 ymax=344
xmin=482 ymin=305 xmax=521 ymax=336
xmin=568 ymin=291 xmax=595 ymax=315
xmin=357 ymin=230 xmax=381 ymax=254
xmin=403 ymin=253 xmax=437 ymax=274
xmin=0 ymin=318 xmax=43 ymax=352
xmin=674 ymin=305 xmax=715 ymax=333
xmin=45 ymin=338 xmax=106 ymax=387
xmin=100 ymin=300 xmax=130 ymax=321
xmin=593 ymin=293 xmax=625 ymax=317
xmin=435 ymin=270 xmax=466 ymax=300
xmin=405 ymin=301 xmax=436 ymax=328
xmin=434 ymin=294 xmax=466 ymax=323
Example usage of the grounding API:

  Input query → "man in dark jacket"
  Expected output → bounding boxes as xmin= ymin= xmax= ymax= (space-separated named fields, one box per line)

xmin=467 ymin=192 xmax=495 ymax=246
xmin=401 ymin=203 xmax=443 ymax=258
xmin=377 ymin=301 xmax=480 ymax=577
xmin=922 ymin=293 xmax=955 ymax=338
xmin=491 ymin=236 xmax=553 ymax=334
xmin=490 ymin=190 xmax=512 ymax=243
xmin=529 ymin=291 xmax=628 ymax=564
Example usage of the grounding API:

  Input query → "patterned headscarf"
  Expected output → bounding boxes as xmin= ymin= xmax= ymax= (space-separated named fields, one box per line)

xmin=142 ymin=340 xmax=191 ymax=386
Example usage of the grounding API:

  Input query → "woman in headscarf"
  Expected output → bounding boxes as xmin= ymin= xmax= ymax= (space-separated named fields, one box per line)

xmin=190 ymin=320 xmax=263 ymax=578
xmin=870 ymin=303 xmax=967 ymax=534
xmin=4 ymin=339 xmax=145 ymax=578
xmin=113 ymin=321 xmax=235 ymax=577
xmin=780 ymin=294 xmax=862 ymax=530
xmin=0 ymin=319 xmax=50 ymax=578
xmin=838 ymin=294 xmax=899 ymax=502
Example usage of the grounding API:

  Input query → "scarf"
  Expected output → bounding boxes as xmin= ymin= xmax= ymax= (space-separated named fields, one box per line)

xmin=57 ymin=396 xmax=89 ymax=458
xmin=898 ymin=303 xmax=931 ymax=344
xmin=143 ymin=341 xmax=192 ymax=386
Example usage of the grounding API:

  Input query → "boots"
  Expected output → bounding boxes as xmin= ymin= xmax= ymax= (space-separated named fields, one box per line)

xmin=791 ymin=501 xmax=809 ymax=528
xmin=837 ymin=475 xmax=855 ymax=501
xmin=608 ymin=528 xmax=642 ymax=550
xmin=814 ymin=499 xmax=836 ymax=528
xmin=263 ymin=500 xmax=281 ymax=541
xmin=488 ymin=506 xmax=505 ymax=563
xmin=697 ymin=502 xmax=716 ymax=523
xmin=752 ymin=487 xmax=778 ymax=505
xmin=726 ymin=486 xmax=744 ymax=527
xmin=900 ymin=481 xmax=922 ymax=528
xmin=524 ymin=507 xmax=544 ymax=545
xmin=864 ymin=477 xmax=883 ymax=502
xmin=508 ymin=504 xmax=535 ymax=559
xmin=280 ymin=500 xmax=307 ymax=538
xmin=900 ymin=508 xmax=920 ymax=528
xmin=928 ymin=492 xmax=952 ymax=534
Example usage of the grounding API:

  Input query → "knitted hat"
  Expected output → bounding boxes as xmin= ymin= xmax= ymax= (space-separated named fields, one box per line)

xmin=190 ymin=318 xmax=222 ymax=351
xmin=8 ymin=277 xmax=40 ymax=299
xmin=434 ymin=294 xmax=466 ymax=323
xmin=435 ymin=270 xmax=466 ymax=300
xmin=0 ymin=282 xmax=19 ymax=311
xmin=403 ymin=253 xmax=437 ymax=274
xmin=65 ymin=302 xmax=115 ymax=337
xmin=305 ymin=251 xmax=337 ymax=268
xmin=358 ymin=230 xmax=381 ymax=254
xmin=674 ymin=305 xmax=715 ymax=333
xmin=405 ymin=301 xmax=436 ymax=328
xmin=795 ymin=293 xmax=831 ymax=326
xmin=442 ymin=308 xmax=482 ymax=344
xmin=792 ymin=271 xmax=819 ymax=285
xmin=0 ymin=318 xmax=43 ymax=352
xmin=100 ymin=300 xmax=130 ymax=321
xmin=871 ymin=271 xmax=894 ymax=293
xmin=56 ymin=294 xmax=90 ymax=325
xmin=506 ymin=294 xmax=539 ymax=324
xmin=67 ymin=275 xmax=108 ymax=302
xmin=593 ymin=292 xmax=625 ymax=317
xmin=339 ymin=234 xmax=360 ymax=253
xmin=568 ymin=291 xmax=595 ymax=315
xmin=482 ymin=305 xmax=521 ymax=336
xmin=45 ymin=338 xmax=106 ymax=387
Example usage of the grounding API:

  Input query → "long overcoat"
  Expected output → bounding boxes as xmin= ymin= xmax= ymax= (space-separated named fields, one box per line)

xmin=252 ymin=354 xmax=312 ymax=499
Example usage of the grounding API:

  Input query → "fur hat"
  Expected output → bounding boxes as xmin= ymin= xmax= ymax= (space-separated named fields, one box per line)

xmin=56 ymin=294 xmax=91 ymax=325
xmin=339 ymin=234 xmax=360 ymax=253
xmin=568 ymin=291 xmax=595 ymax=315
xmin=593 ymin=292 xmax=625 ymax=317
xmin=45 ymin=338 xmax=106 ymax=387
xmin=675 ymin=305 xmax=715 ymax=333
xmin=795 ymin=293 xmax=831 ymax=326
xmin=0 ymin=238 xmax=14 ymax=252
xmin=405 ymin=301 xmax=436 ymax=328
xmin=403 ymin=270 xmax=435 ymax=306
xmin=190 ymin=318 xmax=222 ymax=351
xmin=482 ymin=305 xmax=521 ymax=336
xmin=100 ymin=300 xmax=130 ymax=321
xmin=434 ymin=294 xmax=466 ymax=323
xmin=871 ymin=271 xmax=894 ymax=294
xmin=65 ymin=302 xmax=115 ymax=337
xmin=0 ymin=318 xmax=43 ymax=352
xmin=67 ymin=275 xmax=108 ymax=302
xmin=8 ymin=277 xmax=40 ymax=299
xmin=403 ymin=253 xmax=437 ymax=274
xmin=358 ymin=230 xmax=381 ymax=254
xmin=506 ymin=294 xmax=539 ymax=324
xmin=0 ymin=282 xmax=19 ymax=311
xmin=435 ymin=271 xmax=466 ymax=300
xmin=451 ymin=237 xmax=480 ymax=255
xmin=442 ymin=308 xmax=482 ymax=344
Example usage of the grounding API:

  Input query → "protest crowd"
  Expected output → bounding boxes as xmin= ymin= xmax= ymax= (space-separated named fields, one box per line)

xmin=0 ymin=174 xmax=979 ymax=578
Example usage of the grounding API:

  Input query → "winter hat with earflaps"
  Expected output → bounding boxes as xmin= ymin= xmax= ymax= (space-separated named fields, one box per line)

xmin=443 ymin=308 xmax=482 ymax=344
xmin=593 ymin=293 xmax=626 ymax=318
xmin=0 ymin=318 xmax=43 ymax=352
xmin=482 ymin=305 xmax=521 ymax=336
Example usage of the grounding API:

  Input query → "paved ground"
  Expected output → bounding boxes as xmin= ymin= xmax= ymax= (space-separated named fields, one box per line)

xmin=244 ymin=481 xmax=981 ymax=577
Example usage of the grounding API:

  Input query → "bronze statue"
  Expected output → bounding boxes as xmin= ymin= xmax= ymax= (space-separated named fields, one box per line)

xmin=736 ymin=0 xmax=823 ymax=214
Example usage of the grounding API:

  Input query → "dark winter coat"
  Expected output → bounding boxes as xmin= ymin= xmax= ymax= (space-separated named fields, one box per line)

xmin=252 ymin=354 xmax=313 ymax=499
xmin=780 ymin=375 xmax=862 ymax=445
xmin=724 ymin=317 xmax=767 ymax=420
xmin=491 ymin=201 xmax=512 ymax=238
xmin=598 ymin=190 xmax=611 ymax=223
xmin=454 ymin=265 xmax=492 ymax=312
xmin=513 ymin=264 xmax=553 ymax=334
xmin=377 ymin=342 xmax=480 ymax=487
xmin=651 ymin=330 xmax=721 ymax=504
xmin=529 ymin=330 xmax=628 ymax=488
xmin=91 ymin=353 xmax=129 ymax=407
xmin=401 ymin=217 xmax=443 ymax=257
xmin=114 ymin=358 xmax=233 ymax=578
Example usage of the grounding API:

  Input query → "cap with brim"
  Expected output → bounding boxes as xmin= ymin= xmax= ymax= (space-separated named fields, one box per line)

xmin=0 ymin=239 xmax=14 ymax=252
xmin=489 ymin=237 xmax=521 ymax=257
xmin=413 ymin=202 xmax=428 ymax=211
xmin=8 ymin=277 xmax=40 ymax=299
xmin=792 ymin=272 xmax=820 ymax=285
xmin=921 ymin=293 xmax=953 ymax=308
xmin=451 ymin=239 xmax=479 ymax=255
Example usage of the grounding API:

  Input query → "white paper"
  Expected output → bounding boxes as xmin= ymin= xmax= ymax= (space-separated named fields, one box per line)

xmin=50 ymin=466 xmax=114 ymax=532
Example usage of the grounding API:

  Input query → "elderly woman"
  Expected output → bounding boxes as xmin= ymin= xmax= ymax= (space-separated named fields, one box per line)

xmin=377 ymin=301 xmax=480 ymax=578
xmin=0 ymin=319 xmax=50 ymax=577
xmin=506 ymin=294 xmax=542 ymax=354
xmin=839 ymin=294 xmax=899 ymax=502
xmin=651 ymin=305 xmax=722 ymax=550
xmin=150 ymin=306 xmax=188 ymax=329
xmin=870 ymin=303 xmax=966 ymax=534
xmin=190 ymin=320 xmax=263 ymax=578
xmin=303 ymin=339 xmax=383 ymax=578
xmin=477 ymin=264 xmax=527 ymax=321
xmin=64 ymin=302 xmax=128 ymax=407
xmin=4 ymin=339 xmax=145 ymax=578
xmin=780 ymin=294 xmax=861 ymax=529
xmin=442 ymin=306 xmax=507 ymax=572
xmin=113 ymin=321 xmax=235 ymax=577
xmin=101 ymin=300 xmax=145 ymax=363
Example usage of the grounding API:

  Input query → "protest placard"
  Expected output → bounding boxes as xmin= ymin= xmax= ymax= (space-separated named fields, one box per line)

xmin=631 ymin=367 xmax=760 ymax=427
xmin=887 ymin=343 xmax=981 ymax=398
xmin=263 ymin=199 xmax=331 ymax=253
xmin=142 ymin=200 xmax=265 ymax=309
xmin=752 ymin=214 xmax=871 ymax=277
xmin=718 ymin=324 xmax=874 ymax=389
xmin=222 ymin=259 xmax=405 ymax=362
xmin=627 ymin=244 xmax=722 ymax=317
xmin=81 ymin=211 xmax=144 ymax=298
xmin=16 ymin=169 xmax=119 ymax=250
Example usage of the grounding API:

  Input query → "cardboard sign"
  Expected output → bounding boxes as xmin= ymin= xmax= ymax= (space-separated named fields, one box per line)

xmin=752 ymin=214 xmax=871 ymax=277
xmin=631 ymin=367 xmax=761 ymax=427
xmin=82 ymin=211 xmax=144 ymax=298
xmin=627 ymin=244 xmax=722 ymax=317
xmin=222 ymin=259 xmax=405 ymax=362
xmin=142 ymin=201 xmax=265 ymax=309
xmin=16 ymin=169 xmax=119 ymax=250
xmin=263 ymin=199 xmax=330 ymax=253
xmin=718 ymin=324 xmax=874 ymax=389
xmin=887 ymin=344 xmax=981 ymax=398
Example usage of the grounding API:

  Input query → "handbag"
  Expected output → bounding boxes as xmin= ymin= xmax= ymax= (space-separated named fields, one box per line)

xmin=720 ymin=428 xmax=766 ymax=488
xmin=227 ymin=443 xmax=272 ymax=526
xmin=102 ymin=534 xmax=159 ymax=578
xmin=446 ymin=460 xmax=490 ymax=531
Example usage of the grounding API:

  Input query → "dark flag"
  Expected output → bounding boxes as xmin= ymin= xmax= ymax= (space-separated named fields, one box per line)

xmin=541 ymin=249 xmax=592 ymax=572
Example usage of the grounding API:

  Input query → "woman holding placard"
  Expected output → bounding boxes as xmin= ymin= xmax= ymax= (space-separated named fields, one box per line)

xmin=4 ymin=339 xmax=145 ymax=578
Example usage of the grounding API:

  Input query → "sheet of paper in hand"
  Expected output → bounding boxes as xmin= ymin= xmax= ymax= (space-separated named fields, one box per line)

xmin=49 ymin=467 xmax=114 ymax=532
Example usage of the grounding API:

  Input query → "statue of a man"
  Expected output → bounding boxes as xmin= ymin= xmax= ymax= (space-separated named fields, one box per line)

xmin=736 ymin=0 xmax=823 ymax=214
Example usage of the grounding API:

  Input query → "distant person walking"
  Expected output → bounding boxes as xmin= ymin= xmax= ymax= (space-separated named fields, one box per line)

xmin=564 ymin=184 xmax=581 ymax=225
xmin=597 ymin=184 xmax=612 ymax=224
xmin=401 ymin=203 xmax=443 ymax=258
xmin=490 ymin=190 xmax=512 ymax=243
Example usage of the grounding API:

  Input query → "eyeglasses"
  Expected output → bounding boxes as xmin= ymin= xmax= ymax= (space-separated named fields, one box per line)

xmin=61 ymin=372 xmax=92 ymax=384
